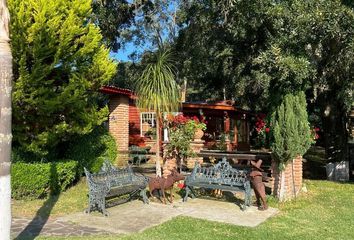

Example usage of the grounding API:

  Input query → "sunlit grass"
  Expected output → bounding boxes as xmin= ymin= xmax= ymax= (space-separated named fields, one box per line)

xmin=12 ymin=179 xmax=88 ymax=218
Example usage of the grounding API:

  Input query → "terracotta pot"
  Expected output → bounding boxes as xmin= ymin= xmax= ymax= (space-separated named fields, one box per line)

xmin=194 ymin=128 xmax=204 ymax=141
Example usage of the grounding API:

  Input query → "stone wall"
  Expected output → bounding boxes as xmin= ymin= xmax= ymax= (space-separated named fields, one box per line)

xmin=272 ymin=156 xmax=303 ymax=201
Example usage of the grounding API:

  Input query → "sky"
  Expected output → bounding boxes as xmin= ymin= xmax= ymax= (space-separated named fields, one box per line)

xmin=110 ymin=42 xmax=136 ymax=62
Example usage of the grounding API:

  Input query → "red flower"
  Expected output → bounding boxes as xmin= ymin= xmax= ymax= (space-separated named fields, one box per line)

xmin=265 ymin=127 xmax=270 ymax=133
xmin=177 ymin=183 xmax=185 ymax=189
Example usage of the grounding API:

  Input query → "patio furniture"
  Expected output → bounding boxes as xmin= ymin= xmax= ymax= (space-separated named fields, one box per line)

xmin=129 ymin=145 xmax=150 ymax=166
xmin=84 ymin=160 xmax=149 ymax=216
xmin=183 ymin=157 xmax=252 ymax=210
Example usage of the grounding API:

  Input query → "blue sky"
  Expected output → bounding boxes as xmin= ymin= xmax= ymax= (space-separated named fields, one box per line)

xmin=110 ymin=42 xmax=136 ymax=62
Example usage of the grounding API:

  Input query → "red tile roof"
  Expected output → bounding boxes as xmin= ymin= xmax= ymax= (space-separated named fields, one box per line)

xmin=100 ymin=86 xmax=133 ymax=96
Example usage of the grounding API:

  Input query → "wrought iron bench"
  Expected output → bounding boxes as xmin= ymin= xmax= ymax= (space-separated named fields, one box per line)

xmin=129 ymin=145 xmax=150 ymax=166
xmin=183 ymin=157 xmax=252 ymax=210
xmin=84 ymin=160 xmax=149 ymax=216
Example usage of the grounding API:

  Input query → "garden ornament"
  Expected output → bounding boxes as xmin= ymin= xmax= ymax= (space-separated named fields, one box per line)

xmin=250 ymin=159 xmax=268 ymax=211
xmin=149 ymin=168 xmax=185 ymax=204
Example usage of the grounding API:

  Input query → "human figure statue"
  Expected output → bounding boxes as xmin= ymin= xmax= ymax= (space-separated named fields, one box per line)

xmin=250 ymin=159 xmax=268 ymax=211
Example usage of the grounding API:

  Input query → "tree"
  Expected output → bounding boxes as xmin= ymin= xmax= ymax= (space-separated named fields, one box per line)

xmin=90 ymin=0 xmax=138 ymax=52
xmin=135 ymin=50 xmax=180 ymax=177
xmin=0 ymin=0 xmax=12 ymax=238
xmin=271 ymin=92 xmax=312 ymax=200
xmin=271 ymin=92 xmax=313 ymax=168
xmin=176 ymin=0 xmax=354 ymax=162
xmin=8 ymin=0 xmax=116 ymax=157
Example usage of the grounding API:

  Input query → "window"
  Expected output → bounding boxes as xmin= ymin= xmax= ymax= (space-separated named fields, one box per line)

xmin=140 ymin=112 xmax=156 ymax=137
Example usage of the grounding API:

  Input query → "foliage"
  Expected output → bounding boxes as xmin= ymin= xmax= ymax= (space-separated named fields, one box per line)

xmin=65 ymin=126 xmax=117 ymax=174
xmin=166 ymin=114 xmax=206 ymax=162
xmin=8 ymin=0 xmax=116 ymax=157
xmin=134 ymin=49 xmax=180 ymax=176
xmin=91 ymin=0 xmax=135 ymax=52
xmin=271 ymin=92 xmax=313 ymax=169
xmin=135 ymin=49 xmax=180 ymax=115
xmin=11 ymin=160 xmax=78 ymax=199
xmin=174 ymin=0 xmax=354 ymax=162
xmin=123 ymin=0 xmax=182 ymax=58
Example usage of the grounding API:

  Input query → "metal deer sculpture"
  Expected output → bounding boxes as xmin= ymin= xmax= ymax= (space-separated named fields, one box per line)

xmin=149 ymin=168 xmax=185 ymax=204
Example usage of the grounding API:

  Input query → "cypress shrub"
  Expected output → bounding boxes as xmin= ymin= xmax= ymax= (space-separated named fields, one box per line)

xmin=8 ymin=0 xmax=116 ymax=157
xmin=11 ymin=160 xmax=78 ymax=199
xmin=271 ymin=91 xmax=313 ymax=169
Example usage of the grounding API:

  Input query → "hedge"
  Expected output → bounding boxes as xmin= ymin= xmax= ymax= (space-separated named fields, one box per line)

xmin=11 ymin=160 xmax=78 ymax=199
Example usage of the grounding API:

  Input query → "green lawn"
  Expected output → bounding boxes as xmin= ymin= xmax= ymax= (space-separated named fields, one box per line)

xmin=14 ymin=180 xmax=354 ymax=240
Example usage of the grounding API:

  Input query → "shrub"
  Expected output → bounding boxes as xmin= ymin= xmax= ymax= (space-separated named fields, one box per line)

xmin=65 ymin=126 xmax=117 ymax=174
xmin=270 ymin=91 xmax=313 ymax=169
xmin=9 ymin=0 xmax=116 ymax=157
xmin=11 ymin=160 xmax=78 ymax=199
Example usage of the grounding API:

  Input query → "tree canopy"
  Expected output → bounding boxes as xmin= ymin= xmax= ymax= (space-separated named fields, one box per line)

xmin=113 ymin=0 xmax=354 ymax=162
xmin=9 ymin=0 xmax=116 ymax=157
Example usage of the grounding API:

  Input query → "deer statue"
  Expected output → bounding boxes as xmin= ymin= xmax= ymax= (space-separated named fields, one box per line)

xmin=149 ymin=168 xmax=185 ymax=204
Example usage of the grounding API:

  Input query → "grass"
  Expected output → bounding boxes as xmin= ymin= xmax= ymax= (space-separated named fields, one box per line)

xmin=13 ymin=180 xmax=354 ymax=240
xmin=12 ymin=179 xmax=88 ymax=218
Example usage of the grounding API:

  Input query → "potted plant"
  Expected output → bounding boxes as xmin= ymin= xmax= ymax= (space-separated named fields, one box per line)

xmin=166 ymin=114 xmax=207 ymax=169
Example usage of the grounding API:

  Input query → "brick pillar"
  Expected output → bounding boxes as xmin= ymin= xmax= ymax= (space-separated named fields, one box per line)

xmin=108 ymin=95 xmax=129 ymax=153
xmin=272 ymin=156 xmax=303 ymax=201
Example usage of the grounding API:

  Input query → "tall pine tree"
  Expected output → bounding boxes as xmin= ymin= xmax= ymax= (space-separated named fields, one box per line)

xmin=8 ymin=0 xmax=116 ymax=157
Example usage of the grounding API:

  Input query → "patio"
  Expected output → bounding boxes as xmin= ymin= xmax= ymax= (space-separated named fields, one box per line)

xmin=12 ymin=199 xmax=278 ymax=238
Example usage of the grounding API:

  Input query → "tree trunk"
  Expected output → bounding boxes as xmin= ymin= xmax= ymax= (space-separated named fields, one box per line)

xmin=155 ymin=114 xmax=162 ymax=177
xmin=321 ymin=95 xmax=348 ymax=163
xmin=0 ymin=1 xmax=13 ymax=238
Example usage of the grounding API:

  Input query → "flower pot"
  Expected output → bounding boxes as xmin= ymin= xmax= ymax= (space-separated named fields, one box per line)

xmin=194 ymin=128 xmax=204 ymax=141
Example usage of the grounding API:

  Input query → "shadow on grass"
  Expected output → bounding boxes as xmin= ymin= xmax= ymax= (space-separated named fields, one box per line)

xmin=15 ymin=163 xmax=60 ymax=240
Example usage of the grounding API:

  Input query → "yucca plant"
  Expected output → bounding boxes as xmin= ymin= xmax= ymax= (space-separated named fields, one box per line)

xmin=135 ymin=50 xmax=180 ymax=177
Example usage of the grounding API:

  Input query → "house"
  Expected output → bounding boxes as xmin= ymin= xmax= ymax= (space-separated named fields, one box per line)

xmin=100 ymin=86 xmax=254 ymax=154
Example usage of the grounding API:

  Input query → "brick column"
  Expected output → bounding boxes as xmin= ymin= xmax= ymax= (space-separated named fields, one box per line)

xmin=108 ymin=95 xmax=129 ymax=153
xmin=272 ymin=156 xmax=303 ymax=201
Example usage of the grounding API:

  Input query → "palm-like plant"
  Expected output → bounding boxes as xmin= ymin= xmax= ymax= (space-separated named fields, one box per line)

xmin=135 ymin=50 xmax=180 ymax=177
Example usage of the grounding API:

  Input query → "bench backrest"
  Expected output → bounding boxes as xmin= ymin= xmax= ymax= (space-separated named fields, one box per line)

xmin=189 ymin=158 xmax=249 ymax=186
xmin=84 ymin=160 xmax=134 ymax=188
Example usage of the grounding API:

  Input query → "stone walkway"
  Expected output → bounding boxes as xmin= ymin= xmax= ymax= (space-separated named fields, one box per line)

xmin=12 ymin=199 xmax=278 ymax=239
xmin=11 ymin=216 xmax=112 ymax=239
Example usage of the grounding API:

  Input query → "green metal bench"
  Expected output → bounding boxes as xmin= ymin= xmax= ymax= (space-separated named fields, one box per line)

xmin=84 ymin=160 xmax=149 ymax=216
xmin=129 ymin=145 xmax=149 ymax=166
xmin=183 ymin=157 xmax=252 ymax=210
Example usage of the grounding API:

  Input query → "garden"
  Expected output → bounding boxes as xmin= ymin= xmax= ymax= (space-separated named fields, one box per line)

xmin=0 ymin=0 xmax=354 ymax=239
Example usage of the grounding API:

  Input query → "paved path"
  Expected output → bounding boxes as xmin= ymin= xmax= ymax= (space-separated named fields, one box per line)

xmin=11 ymin=216 xmax=112 ymax=239
xmin=12 ymin=199 xmax=278 ymax=239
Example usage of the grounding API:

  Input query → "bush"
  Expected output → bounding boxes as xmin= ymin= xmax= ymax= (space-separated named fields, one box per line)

xmin=65 ymin=126 xmax=117 ymax=174
xmin=12 ymin=160 xmax=78 ymax=199
xmin=270 ymin=91 xmax=313 ymax=169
